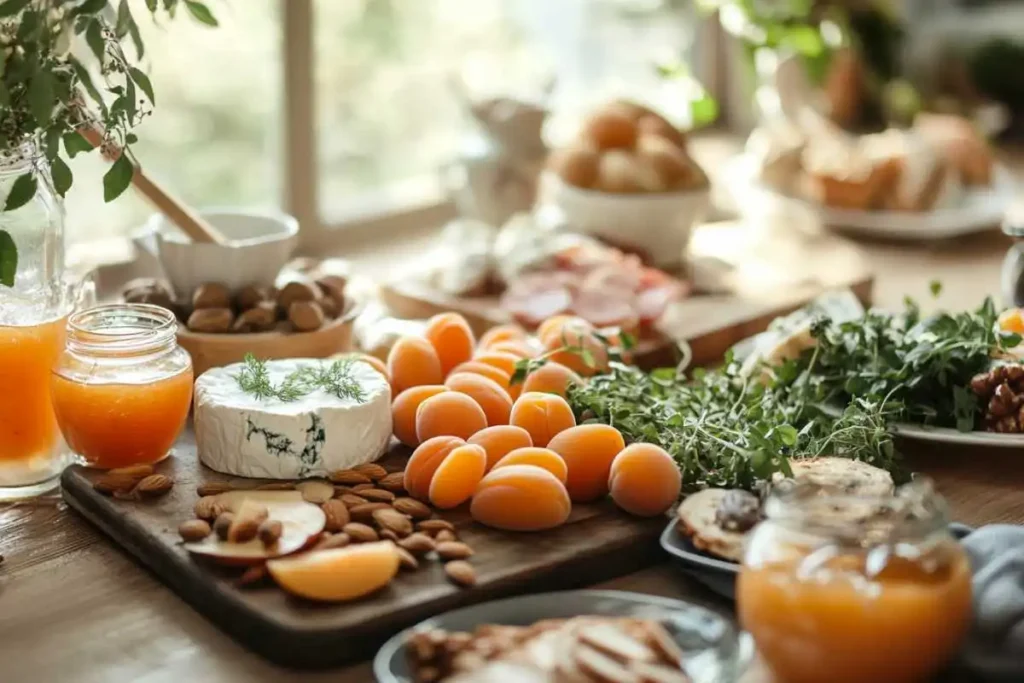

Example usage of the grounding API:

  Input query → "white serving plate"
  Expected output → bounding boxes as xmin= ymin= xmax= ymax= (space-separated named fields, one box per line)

xmin=723 ymin=155 xmax=1016 ymax=241
xmin=890 ymin=422 xmax=1024 ymax=448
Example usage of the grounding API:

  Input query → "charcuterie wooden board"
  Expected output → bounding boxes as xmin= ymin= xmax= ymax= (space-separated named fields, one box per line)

xmin=380 ymin=221 xmax=874 ymax=368
xmin=61 ymin=433 xmax=667 ymax=670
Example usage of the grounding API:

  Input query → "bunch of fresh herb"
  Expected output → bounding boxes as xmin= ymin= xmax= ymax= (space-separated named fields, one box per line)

xmin=0 ymin=0 xmax=217 ymax=286
xmin=235 ymin=354 xmax=367 ymax=404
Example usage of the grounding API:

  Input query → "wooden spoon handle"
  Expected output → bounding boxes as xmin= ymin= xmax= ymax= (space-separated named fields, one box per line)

xmin=79 ymin=126 xmax=229 ymax=245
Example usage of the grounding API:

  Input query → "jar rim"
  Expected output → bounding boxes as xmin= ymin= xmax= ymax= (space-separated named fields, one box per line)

xmin=66 ymin=303 xmax=177 ymax=355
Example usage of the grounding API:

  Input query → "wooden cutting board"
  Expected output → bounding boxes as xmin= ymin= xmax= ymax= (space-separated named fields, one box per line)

xmin=380 ymin=220 xmax=874 ymax=369
xmin=61 ymin=433 xmax=667 ymax=670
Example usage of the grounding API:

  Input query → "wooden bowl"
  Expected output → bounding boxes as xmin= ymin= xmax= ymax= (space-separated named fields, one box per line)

xmin=177 ymin=298 xmax=361 ymax=378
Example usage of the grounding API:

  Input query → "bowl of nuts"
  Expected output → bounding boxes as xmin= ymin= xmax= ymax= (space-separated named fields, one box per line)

xmin=543 ymin=100 xmax=710 ymax=268
xmin=123 ymin=274 xmax=359 ymax=378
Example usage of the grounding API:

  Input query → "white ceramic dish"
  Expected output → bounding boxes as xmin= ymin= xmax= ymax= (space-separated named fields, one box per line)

xmin=147 ymin=209 xmax=299 ymax=296
xmin=889 ymin=422 xmax=1024 ymax=448
xmin=542 ymin=172 xmax=710 ymax=268
xmin=723 ymin=155 xmax=1016 ymax=241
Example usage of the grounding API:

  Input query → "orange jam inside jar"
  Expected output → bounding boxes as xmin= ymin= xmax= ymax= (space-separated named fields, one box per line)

xmin=738 ymin=479 xmax=972 ymax=683
xmin=51 ymin=304 xmax=193 ymax=469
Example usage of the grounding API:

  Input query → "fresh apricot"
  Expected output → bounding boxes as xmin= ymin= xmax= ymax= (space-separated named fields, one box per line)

xmin=449 ymin=360 xmax=512 ymax=389
xmin=547 ymin=424 xmax=626 ymax=502
xmin=479 ymin=324 xmax=528 ymax=350
xmin=424 ymin=312 xmax=476 ymax=377
xmin=608 ymin=443 xmax=681 ymax=517
xmin=488 ymin=339 xmax=540 ymax=359
xmin=537 ymin=315 xmax=591 ymax=347
xmin=521 ymin=361 xmax=583 ymax=398
xmin=387 ymin=336 xmax=443 ymax=394
xmin=405 ymin=436 xmax=465 ymax=501
xmin=391 ymin=385 xmax=448 ymax=447
xmin=543 ymin=322 xmax=609 ymax=377
xmin=470 ymin=465 xmax=571 ymax=532
xmin=492 ymin=447 xmax=568 ymax=483
xmin=472 ymin=351 xmax=520 ymax=378
xmin=509 ymin=392 xmax=576 ymax=447
xmin=445 ymin=372 xmax=513 ymax=427
xmin=468 ymin=425 xmax=534 ymax=471
xmin=343 ymin=353 xmax=389 ymax=379
xmin=415 ymin=392 xmax=488 ymax=443
xmin=266 ymin=541 xmax=399 ymax=602
xmin=428 ymin=443 xmax=487 ymax=509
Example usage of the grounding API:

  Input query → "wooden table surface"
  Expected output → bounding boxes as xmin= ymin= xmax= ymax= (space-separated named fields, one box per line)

xmin=2 ymin=144 xmax=1022 ymax=683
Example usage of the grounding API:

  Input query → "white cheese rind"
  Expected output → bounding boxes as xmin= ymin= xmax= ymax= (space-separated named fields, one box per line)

xmin=194 ymin=358 xmax=392 ymax=479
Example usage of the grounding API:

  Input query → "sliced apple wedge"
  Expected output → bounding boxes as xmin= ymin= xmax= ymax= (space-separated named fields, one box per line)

xmin=267 ymin=541 xmax=399 ymax=602
xmin=184 ymin=491 xmax=326 ymax=565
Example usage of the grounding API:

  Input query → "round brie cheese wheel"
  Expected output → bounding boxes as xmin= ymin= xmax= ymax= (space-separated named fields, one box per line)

xmin=194 ymin=358 xmax=392 ymax=479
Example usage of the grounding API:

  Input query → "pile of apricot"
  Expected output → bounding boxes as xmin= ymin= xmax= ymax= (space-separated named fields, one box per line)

xmin=364 ymin=312 xmax=682 ymax=531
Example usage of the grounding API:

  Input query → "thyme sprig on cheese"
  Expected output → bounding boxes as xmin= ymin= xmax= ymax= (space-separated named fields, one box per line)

xmin=235 ymin=354 xmax=366 ymax=403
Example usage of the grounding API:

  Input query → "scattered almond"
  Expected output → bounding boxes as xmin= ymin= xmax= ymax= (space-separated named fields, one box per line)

xmin=314 ymin=532 xmax=351 ymax=551
xmin=374 ymin=508 xmax=413 ymax=537
xmin=445 ymin=560 xmax=476 ymax=587
xmin=194 ymin=496 xmax=228 ymax=521
xmin=343 ymin=523 xmax=379 ymax=543
xmin=354 ymin=463 xmax=388 ymax=481
xmin=349 ymin=502 xmax=392 ymax=523
xmin=329 ymin=469 xmax=372 ymax=486
xmin=352 ymin=483 xmax=376 ymax=492
xmin=228 ymin=517 xmax=260 ymax=544
xmin=258 ymin=519 xmax=283 ymax=546
xmin=178 ymin=519 xmax=212 ymax=542
xmin=213 ymin=512 xmax=235 ymax=540
xmin=237 ymin=564 xmax=269 ymax=588
xmin=435 ymin=529 xmax=457 ymax=543
xmin=108 ymin=464 xmax=155 ymax=478
xmin=378 ymin=472 xmax=406 ymax=492
xmin=196 ymin=482 xmax=234 ymax=497
xmin=417 ymin=519 xmax=456 ymax=534
xmin=339 ymin=493 xmax=369 ymax=508
xmin=396 ymin=546 xmax=419 ymax=571
xmin=380 ymin=529 xmax=400 ymax=543
xmin=297 ymin=479 xmax=335 ymax=504
xmin=360 ymin=488 xmax=396 ymax=503
xmin=393 ymin=497 xmax=432 ymax=520
xmin=256 ymin=482 xmax=295 ymax=491
xmin=93 ymin=473 xmax=141 ymax=495
xmin=321 ymin=499 xmax=351 ymax=532
xmin=135 ymin=474 xmax=173 ymax=497
xmin=437 ymin=541 xmax=473 ymax=561
xmin=398 ymin=533 xmax=436 ymax=556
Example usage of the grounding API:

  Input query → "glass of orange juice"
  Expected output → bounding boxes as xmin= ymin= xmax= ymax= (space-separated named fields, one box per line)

xmin=738 ymin=478 xmax=972 ymax=683
xmin=51 ymin=304 xmax=194 ymax=469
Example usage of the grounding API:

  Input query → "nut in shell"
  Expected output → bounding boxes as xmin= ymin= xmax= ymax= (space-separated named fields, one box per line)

xmin=288 ymin=300 xmax=325 ymax=332
xmin=192 ymin=283 xmax=232 ymax=310
xmin=445 ymin=560 xmax=477 ymax=587
xmin=135 ymin=474 xmax=173 ymax=497
xmin=277 ymin=281 xmax=320 ymax=312
xmin=436 ymin=541 xmax=474 ymax=561
xmin=319 ymin=295 xmax=343 ymax=319
xmin=178 ymin=519 xmax=212 ymax=542
xmin=373 ymin=508 xmax=413 ymax=537
xmin=321 ymin=499 xmax=351 ymax=532
xmin=187 ymin=307 xmax=233 ymax=333
xmin=342 ymin=522 xmax=379 ymax=543
xmin=235 ymin=284 xmax=272 ymax=312
xmin=232 ymin=302 xmax=277 ymax=333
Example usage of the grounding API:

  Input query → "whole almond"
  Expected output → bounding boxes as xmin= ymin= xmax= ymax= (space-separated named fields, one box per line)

xmin=339 ymin=493 xmax=368 ymax=508
xmin=93 ymin=473 xmax=141 ymax=495
xmin=258 ymin=519 xmax=283 ymax=545
xmin=196 ymin=482 xmax=234 ymax=497
xmin=315 ymin=532 xmax=351 ymax=551
xmin=354 ymin=463 xmax=388 ymax=481
xmin=360 ymin=488 xmax=396 ymax=503
xmin=373 ymin=508 xmax=413 ymax=537
xmin=321 ymin=499 xmax=350 ymax=532
xmin=256 ymin=482 xmax=295 ymax=491
xmin=349 ymin=502 xmax=392 ymax=523
xmin=435 ymin=529 xmax=458 ymax=543
xmin=237 ymin=564 xmax=269 ymax=587
xmin=378 ymin=472 xmax=406 ymax=492
xmin=343 ymin=522 xmax=379 ymax=543
xmin=396 ymin=546 xmax=419 ymax=571
xmin=195 ymin=496 xmax=228 ymax=521
xmin=398 ymin=533 xmax=436 ymax=556
xmin=329 ymin=470 xmax=372 ymax=486
xmin=417 ymin=519 xmax=456 ymax=534
xmin=352 ymin=483 xmax=376 ymax=492
xmin=228 ymin=517 xmax=260 ymax=544
xmin=109 ymin=464 xmax=155 ymax=478
xmin=213 ymin=512 xmax=235 ymax=540
xmin=178 ymin=519 xmax=212 ymax=542
xmin=135 ymin=474 xmax=173 ymax=497
xmin=380 ymin=529 xmax=400 ymax=543
xmin=393 ymin=497 xmax=432 ymax=520
xmin=437 ymin=541 xmax=474 ymax=561
xmin=445 ymin=560 xmax=477 ymax=587
xmin=297 ymin=479 xmax=335 ymax=504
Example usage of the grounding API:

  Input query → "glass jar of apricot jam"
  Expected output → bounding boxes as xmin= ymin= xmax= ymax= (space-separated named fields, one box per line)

xmin=51 ymin=304 xmax=193 ymax=469
xmin=738 ymin=479 xmax=972 ymax=683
